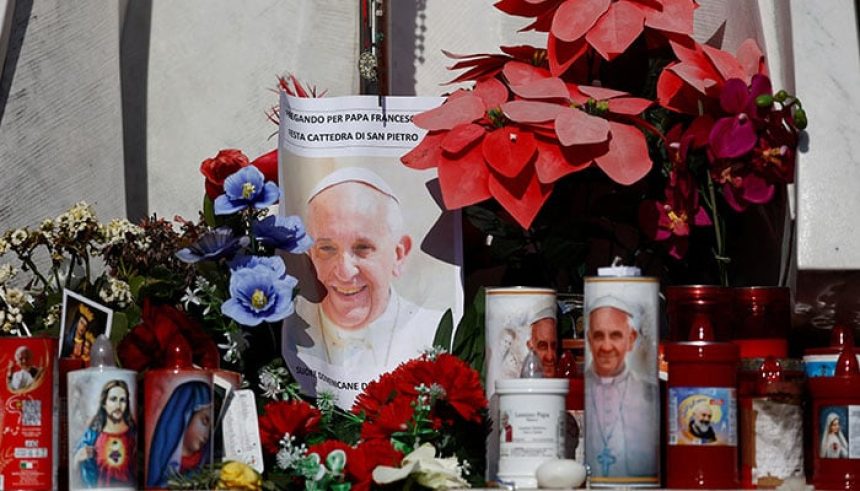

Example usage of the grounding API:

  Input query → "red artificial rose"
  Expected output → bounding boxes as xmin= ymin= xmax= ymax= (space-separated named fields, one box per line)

xmin=249 ymin=149 xmax=278 ymax=186
xmin=117 ymin=299 xmax=220 ymax=371
xmin=258 ymin=400 xmax=322 ymax=455
xmin=200 ymin=149 xmax=250 ymax=200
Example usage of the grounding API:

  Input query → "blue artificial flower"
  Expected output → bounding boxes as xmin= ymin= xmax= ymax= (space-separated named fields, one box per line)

xmin=221 ymin=263 xmax=298 ymax=326
xmin=175 ymin=227 xmax=248 ymax=263
xmin=214 ymin=166 xmax=280 ymax=215
xmin=252 ymin=215 xmax=313 ymax=253
xmin=228 ymin=254 xmax=287 ymax=279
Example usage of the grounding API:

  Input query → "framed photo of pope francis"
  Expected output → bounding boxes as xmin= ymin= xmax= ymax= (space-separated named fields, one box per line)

xmin=277 ymin=94 xmax=463 ymax=408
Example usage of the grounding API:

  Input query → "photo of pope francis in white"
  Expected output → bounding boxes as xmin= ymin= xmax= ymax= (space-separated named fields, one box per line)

xmin=584 ymin=294 xmax=659 ymax=481
xmin=282 ymin=167 xmax=444 ymax=406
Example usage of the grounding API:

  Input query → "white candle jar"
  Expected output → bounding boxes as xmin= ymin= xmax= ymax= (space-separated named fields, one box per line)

xmin=496 ymin=378 xmax=569 ymax=488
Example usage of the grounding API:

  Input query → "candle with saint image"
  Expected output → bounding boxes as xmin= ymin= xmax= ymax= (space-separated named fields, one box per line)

xmin=583 ymin=265 xmax=661 ymax=488
xmin=67 ymin=335 xmax=137 ymax=491
xmin=143 ymin=337 xmax=214 ymax=489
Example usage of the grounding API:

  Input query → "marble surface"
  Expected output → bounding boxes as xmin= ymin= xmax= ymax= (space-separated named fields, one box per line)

xmin=793 ymin=0 xmax=860 ymax=269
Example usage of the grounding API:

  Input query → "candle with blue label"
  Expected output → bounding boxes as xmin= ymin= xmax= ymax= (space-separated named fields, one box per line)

xmin=583 ymin=260 xmax=660 ymax=488
xmin=67 ymin=335 xmax=138 ymax=491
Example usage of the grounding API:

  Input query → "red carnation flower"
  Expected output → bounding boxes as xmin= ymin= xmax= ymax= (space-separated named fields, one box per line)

xmin=360 ymin=397 xmax=415 ymax=442
xmin=200 ymin=149 xmax=250 ymax=200
xmin=258 ymin=400 xmax=321 ymax=455
xmin=395 ymin=354 xmax=488 ymax=424
xmin=347 ymin=440 xmax=403 ymax=491
xmin=352 ymin=370 xmax=401 ymax=420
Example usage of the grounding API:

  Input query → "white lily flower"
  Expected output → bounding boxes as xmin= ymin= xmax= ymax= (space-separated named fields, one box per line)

xmin=372 ymin=443 xmax=468 ymax=490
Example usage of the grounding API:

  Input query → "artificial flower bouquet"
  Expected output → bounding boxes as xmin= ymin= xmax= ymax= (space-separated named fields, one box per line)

xmin=255 ymin=350 xmax=487 ymax=490
xmin=403 ymin=0 xmax=806 ymax=290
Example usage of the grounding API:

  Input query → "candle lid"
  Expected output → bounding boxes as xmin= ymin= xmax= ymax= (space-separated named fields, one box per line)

xmin=88 ymin=335 xmax=116 ymax=368
xmin=804 ymin=325 xmax=855 ymax=356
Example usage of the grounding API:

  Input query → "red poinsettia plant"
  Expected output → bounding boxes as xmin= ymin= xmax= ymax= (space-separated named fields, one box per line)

xmin=255 ymin=351 xmax=488 ymax=490
xmin=403 ymin=0 xmax=806 ymax=287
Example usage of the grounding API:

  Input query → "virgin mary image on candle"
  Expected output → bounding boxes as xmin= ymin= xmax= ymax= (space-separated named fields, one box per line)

xmin=146 ymin=381 xmax=213 ymax=487
xmin=820 ymin=409 xmax=849 ymax=459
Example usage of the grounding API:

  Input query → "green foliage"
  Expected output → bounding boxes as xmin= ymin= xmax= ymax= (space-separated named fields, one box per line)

xmin=432 ymin=309 xmax=454 ymax=352
xmin=451 ymin=288 xmax=486 ymax=381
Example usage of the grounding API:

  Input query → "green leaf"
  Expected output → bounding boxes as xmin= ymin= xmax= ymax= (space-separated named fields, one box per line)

xmin=432 ymin=309 xmax=454 ymax=352
xmin=203 ymin=195 xmax=217 ymax=227
xmin=128 ymin=275 xmax=146 ymax=299
xmin=451 ymin=288 xmax=486 ymax=381
xmin=110 ymin=312 xmax=130 ymax=346
xmin=325 ymin=449 xmax=347 ymax=474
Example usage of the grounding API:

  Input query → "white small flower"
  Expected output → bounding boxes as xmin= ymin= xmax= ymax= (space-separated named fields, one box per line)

xmin=180 ymin=286 xmax=203 ymax=309
xmin=101 ymin=219 xmax=144 ymax=246
xmin=9 ymin=229 xmax=27 ymax=247
xmin=218 ymin=330 xmax=250 ymax=364
xmin=43 ymin=304 xmax=61 ymax=327
xmin=275 ymin=434 xmax=307 ymax=470
xmin=99 ymin=277 xmax=132 ymax=308
xmin=5 ymin=288 xmax=25 ymax=307
xmin=0 ymin=264 xmax=16 ymax=284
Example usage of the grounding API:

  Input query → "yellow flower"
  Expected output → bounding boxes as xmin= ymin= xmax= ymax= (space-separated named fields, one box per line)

xmin=218 ymin=461 xmax=262 ymax=491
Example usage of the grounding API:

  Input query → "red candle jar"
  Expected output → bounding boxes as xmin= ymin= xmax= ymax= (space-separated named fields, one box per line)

xmin=144 ymin=337 xmax=214 ymax=489
xmin=809 ymin=345 xmax=860 ymax=490
xmin=667 ymin=285 xmax=733 ymax=341
xmin=733 ymin=287 xmax=790 ymax=356
xmin=665 ymin=338 xmax=740 ymax=488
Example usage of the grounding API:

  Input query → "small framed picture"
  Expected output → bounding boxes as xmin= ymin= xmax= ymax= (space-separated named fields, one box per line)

xmin=59 ymin=290 xmax=113 ymax=362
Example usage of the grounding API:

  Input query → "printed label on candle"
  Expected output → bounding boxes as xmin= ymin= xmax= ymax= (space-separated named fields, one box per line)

xmin=747 ymin=399 xmax=804 ymax=485
xmin=67 ymin=369 xmax=137 ymax=491
xmin=499 ymin=408 xmax=565 ymax=459
xmin=0 ymin=337 xmax=57 ymax=491
xmin=668 ymin=387 xmax=737 ymax=446
xmin=819 ymin=405 xmax=860 ymax=459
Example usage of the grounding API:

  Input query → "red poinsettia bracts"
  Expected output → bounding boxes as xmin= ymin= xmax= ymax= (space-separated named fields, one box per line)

xmin=403 ymin=77 xmax=555 ymax=228
xmin=657 ymin=38 xmax=766 ymax=115
xmin=500 ymin=62 xmax=654 ymax=185
xmin=258 ymin=400 xmax=322 ymax=455
xmin=496 ymin=0 xmax=697 ymax=74
xmin=443 ymin=45 xmax=548 ymax=84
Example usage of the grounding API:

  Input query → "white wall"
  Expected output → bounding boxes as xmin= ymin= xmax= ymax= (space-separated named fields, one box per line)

xmin=0 ymin=0 xmax=125 ymax=229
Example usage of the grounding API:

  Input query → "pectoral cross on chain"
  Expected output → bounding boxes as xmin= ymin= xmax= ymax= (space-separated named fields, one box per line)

xmin=597 ymin=445 xmax=617 ymax=476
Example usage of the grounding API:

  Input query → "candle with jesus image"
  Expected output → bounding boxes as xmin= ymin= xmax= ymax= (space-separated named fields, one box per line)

xmin=67 ymin=335 xmax=137 ymax=491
